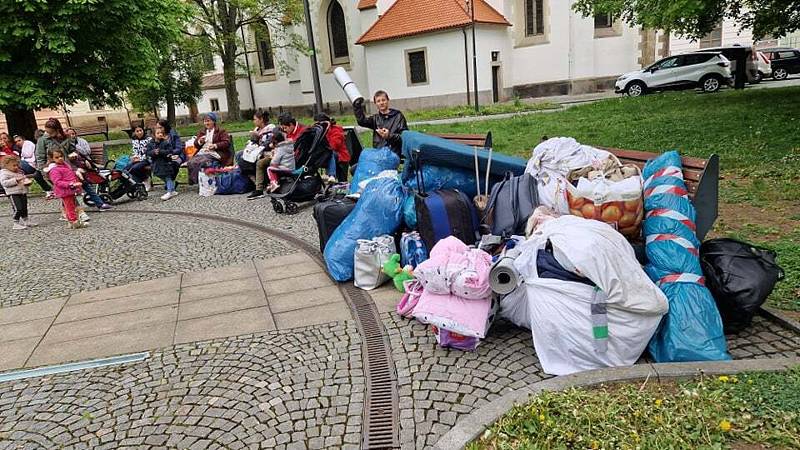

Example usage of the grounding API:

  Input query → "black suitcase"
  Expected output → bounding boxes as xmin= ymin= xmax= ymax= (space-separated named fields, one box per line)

xmin=313 ymin=197 xmax=357 ymax=252
xmin=415 ymin=190 xmax=479 ymax=251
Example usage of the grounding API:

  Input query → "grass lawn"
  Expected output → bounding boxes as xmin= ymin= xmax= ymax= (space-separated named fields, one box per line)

xmin=470 ymin=367 xmax=800 ymax=450
xmin=416 ymin=86 xmax=800 ymax=311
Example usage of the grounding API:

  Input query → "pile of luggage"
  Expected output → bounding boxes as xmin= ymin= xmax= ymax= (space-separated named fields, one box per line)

xmin=313 ymin=132 xmax=785 ymax=376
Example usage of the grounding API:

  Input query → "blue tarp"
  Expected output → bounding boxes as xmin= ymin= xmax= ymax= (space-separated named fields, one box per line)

xmin=400 ymin=131 xmax=526 ymax=186
xmin=403 ymin=165 xmax=480 ymax=198
xmin=324 ymin=177 xmax=405 ymax=281
xmin=644 ymin=151 xmax=730 ymax=362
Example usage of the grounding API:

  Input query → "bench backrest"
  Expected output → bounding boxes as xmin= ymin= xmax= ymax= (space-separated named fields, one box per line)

xmin=431 ymin=133 xmax=488 ymax=148
xmin=74 ymin=123 xmax=109 ymax=138
xmin=89 ymin=143 xmax=107 ymax=166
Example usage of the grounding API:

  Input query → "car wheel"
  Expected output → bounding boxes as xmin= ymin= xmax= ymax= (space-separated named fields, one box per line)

xmin=700 ymin=75 xmax=722 ymax=93
xmin=774 ymin=68 xmax=789 ymax=80
xmin=625 ymin=81 xmax=646 ymax=97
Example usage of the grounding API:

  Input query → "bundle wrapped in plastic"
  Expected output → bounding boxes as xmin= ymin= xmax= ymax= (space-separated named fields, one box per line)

xmin=324 ymin=177 xmax=405 ymax=281
xmin=403 ymin=164 xmax=479 ymax=198
xmin=349 ymin=147 xmax=400 ymax=194
xmin=643 ymin=151 xmax=730 ymax=362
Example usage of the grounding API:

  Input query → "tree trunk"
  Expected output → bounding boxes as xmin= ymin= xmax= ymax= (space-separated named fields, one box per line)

xmin=4 ymin=109 xmax=37 ymax=141
xmin=221 ymin=53 xmax=241 ymax=121
xmin=166 ymin=88 xmax=176 ymax=125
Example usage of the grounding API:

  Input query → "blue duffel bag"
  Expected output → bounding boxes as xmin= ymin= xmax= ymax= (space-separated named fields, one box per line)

xmin=215 ymin=168 xmax=254 ymax=195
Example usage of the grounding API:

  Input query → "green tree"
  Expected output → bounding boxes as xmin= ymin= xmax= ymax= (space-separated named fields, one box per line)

xmin=187 ymin=0 xmax=305 ymax=121
xmin=0 ymin=0 xmax=188 ymax=138
xmin=128 ymin=36 xmax=206 ymax=124
xmin=573 ymin=0 xmax=800 ymax=40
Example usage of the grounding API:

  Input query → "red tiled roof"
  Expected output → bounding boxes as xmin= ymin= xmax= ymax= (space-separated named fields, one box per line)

xmin=357 ymin=0 xmax=377 ymax=10
xmin=201 ymin=73 xmax=226 ymax=89
xmin=356 ymin=0 xmax=510 ymax=45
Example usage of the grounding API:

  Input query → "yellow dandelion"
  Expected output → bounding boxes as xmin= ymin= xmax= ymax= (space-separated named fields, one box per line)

xmin=719 ymin=420 xmax=732 ymax=432
xmin=591 ymin=440 xmax=600 ymax=450
xmin=539 ymin=414 xmax=546 ymax=422
xmin=747 ymin=379 xmax=754 ymax=384
xmin=718 ymin=375 xmax=729 ymax=383
xmin=655 ymin=399 xmax=663 ymax=407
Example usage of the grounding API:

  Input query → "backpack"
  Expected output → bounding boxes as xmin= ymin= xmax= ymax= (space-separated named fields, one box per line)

xmin=700 ymin=238 xmax=785 ymax=333
xmin=215 ymin=168 xmax=254 ymax=195
xmin=483 ymin=172 xmax=539 ymax=236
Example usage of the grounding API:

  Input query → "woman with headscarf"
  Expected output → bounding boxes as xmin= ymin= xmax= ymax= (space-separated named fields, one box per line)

xmin=35 ymin=118 xmax=111 ymax=213
xmin=186 ymin=112 xmax=232 ymax=185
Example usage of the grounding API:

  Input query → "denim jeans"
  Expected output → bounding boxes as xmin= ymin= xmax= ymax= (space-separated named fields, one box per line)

xmin=82 ymin=181 xmax=105 ymax=207
xmin=19 ymin=160 xmax=51 ymax=191
xmin=126 ymin=161 xmax=150 ymax=183
xmin=164 ymin=177 xmax=176 ymax=193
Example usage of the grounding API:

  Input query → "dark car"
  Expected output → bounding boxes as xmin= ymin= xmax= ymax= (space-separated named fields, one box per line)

xmin=760 ymin=47 xmax=800 ymax=80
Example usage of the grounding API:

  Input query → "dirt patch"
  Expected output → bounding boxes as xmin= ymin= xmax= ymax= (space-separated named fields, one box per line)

xmin=713 ymin=200 xmax=799 ymax=241
xmin=730 ymin=442 xmax=768 ymax=450
xmin=780 ymin=309 xmax=800 ymax=322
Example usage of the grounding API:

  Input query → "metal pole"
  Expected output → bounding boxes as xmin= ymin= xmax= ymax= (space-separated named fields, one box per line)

xmin=470 ymin=0 xmax=479 ymax=112
xmin=240 ymin=21 xmax=257 ymax=112
xmin=302 ymin=0 xmax=324 ymax=114
xmin=463 ymin=28 xmax=471 ymax=105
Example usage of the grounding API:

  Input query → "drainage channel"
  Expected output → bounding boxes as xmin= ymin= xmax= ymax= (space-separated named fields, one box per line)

xmin=100 ymin=209 xmax=401 ymax=449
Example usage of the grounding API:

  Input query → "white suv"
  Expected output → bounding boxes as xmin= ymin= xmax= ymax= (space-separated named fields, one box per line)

xmin=615 ymin=52 xmax=733 ymax=97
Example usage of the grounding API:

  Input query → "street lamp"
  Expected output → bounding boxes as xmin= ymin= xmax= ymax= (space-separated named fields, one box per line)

xmin=470 ymin=0 xmax=479 ymax=112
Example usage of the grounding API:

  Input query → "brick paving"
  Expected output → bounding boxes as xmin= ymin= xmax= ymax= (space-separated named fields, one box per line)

xmin=1 ymin=191 xmax=799 ymax=449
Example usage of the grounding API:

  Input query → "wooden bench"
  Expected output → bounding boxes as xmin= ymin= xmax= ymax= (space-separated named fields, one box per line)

xmin=89 ymin=142 xmax=109 ymax=167
xmin=122 ymin=119 xmax=145 ymax=139
xmin=73 ymin=123 xmax=110 ymax=140
xmin=434 ymin=133 xmax=720 ymax=241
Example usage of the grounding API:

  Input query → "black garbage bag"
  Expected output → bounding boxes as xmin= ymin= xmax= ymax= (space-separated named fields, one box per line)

xmin=700 ymin=238 xmax=785 ymax=334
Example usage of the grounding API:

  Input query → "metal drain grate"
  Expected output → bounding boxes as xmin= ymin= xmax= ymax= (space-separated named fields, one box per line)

xmin=344 ymin=285 xmax=399 ymax=449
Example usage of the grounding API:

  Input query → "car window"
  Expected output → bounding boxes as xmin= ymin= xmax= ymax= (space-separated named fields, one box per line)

xmin=658 ymin=57 xmax=680 ymax=69
xmin=684 ymin=53 xmax=715 ymax=65
xmin=778 ymin=51 xmax=796 ymax=59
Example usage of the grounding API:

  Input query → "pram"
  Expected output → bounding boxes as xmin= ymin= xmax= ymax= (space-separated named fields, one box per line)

xmin=269 ymin=122 xmax=332 ymax=215
xmin=81 ymin=157 xmax=148 ymax=205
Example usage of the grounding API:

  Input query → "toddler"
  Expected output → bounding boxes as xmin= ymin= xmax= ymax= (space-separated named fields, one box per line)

xmin=147 ymin=129 xmax=181 ymax=201
xmin=266 ymin=131 xmax=296 ymax=192
xmin=48 ymin=148 xmax=86 ymax=229
xmin=0 ymin=156 xmax=35 ymax=230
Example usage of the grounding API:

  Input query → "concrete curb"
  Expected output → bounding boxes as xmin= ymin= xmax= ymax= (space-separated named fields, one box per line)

xmin=433 ymin=357 xmax=800 ymax=450
xmin=760 ymin=306 xmax=800 ymax=335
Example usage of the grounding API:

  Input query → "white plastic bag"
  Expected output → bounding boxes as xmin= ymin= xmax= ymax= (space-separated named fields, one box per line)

xmin=525 ymin=137 xmax=612 ymax=214
xmin=241 ymin=141 xmax=264 ymax=163
xmin=198 ymin=171 xmax=217 ymax=197
xmin=513 ymin=216 xmax=668 ymax=375
xmin=353 ymin=235 xmax=396 ymax=290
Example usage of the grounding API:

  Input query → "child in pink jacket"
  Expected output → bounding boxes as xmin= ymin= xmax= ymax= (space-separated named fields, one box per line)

xmin=48 ymin=148 xmax=86 ymax=229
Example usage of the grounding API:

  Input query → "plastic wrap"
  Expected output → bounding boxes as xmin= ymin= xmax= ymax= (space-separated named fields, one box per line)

xmin=643 ymin=151 xmax=730 ymax=362
xmin=324 ymin=177 xmax=405 ymax=281
xmin=402 ymin=195 xmax=417 ymax=229
xmin=349 ymin=147 xmax=399 ymax=194
xmin=403 ymin=164 xmax=479 ymax=198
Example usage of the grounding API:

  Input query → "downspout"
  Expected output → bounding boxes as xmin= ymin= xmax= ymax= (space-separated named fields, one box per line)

xmin=463 ymin=27 xmax=471 ymax=105
xmin=240 ymin=22 xmax=257 ymax=112
xmin=471 ymin=0 xmax=479 ymax=112
xmin=567 ymin=4 xmax=574 ymax=93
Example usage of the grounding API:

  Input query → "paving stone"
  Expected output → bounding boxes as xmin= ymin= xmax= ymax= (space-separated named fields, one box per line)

xmin=174 ymin=307 xmax=275 ymax=344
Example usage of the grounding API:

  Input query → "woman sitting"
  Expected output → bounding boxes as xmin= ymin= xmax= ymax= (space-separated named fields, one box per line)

xmin=238 ymin=110 xmax=273 ymax=179
xmin=187 ymin=112 xmax=232 ymax=184
xmin=125 ymin=125 xmax=152 ymax=185
xmin=147 ymin=128 xmax=182 ymax=201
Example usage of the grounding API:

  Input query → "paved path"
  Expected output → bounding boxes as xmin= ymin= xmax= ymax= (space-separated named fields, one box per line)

xmin=2 ymin=191 xmax=800 ymax=449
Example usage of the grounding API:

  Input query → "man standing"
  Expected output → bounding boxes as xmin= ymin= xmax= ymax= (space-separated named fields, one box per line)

xmin=353 ymin=90 xmax=408 ymax=156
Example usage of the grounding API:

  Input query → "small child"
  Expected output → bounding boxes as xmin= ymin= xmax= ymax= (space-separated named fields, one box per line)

xmin=0 ymin=155 xmax=35 ymax=230
xmin=266 ymin=131 xmax=296 ymax=193
xmin=48 ymin=148 xmax=86 ymax=229
xmin=147 ymin=129 xmax=181 ymax=201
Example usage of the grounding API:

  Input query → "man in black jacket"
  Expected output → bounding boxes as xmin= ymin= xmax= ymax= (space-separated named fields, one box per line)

xmin=353 ymin=90 xmax=408 ymax=155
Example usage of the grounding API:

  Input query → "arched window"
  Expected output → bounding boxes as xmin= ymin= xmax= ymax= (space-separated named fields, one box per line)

xmin=256 ymin=23 xmax=275 ymax=76
xmin=327 ymin=1 xmax=349 ymax=65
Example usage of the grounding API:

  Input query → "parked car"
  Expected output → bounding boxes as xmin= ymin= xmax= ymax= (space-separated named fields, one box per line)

xmin=696 ymin=45 xmax=760 ymax=84
xmin=760 ymin=47 xmax=800 ymax=80
xmin=615 ymin=52 xmax=732 ymax=97
xmin=755 ymin=51 xmax=772 ymax=82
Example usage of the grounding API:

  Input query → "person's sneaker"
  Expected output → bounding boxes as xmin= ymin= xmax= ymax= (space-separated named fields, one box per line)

xmin=247 ymin=190 xmax=265 ymax=200
xmin=79 ymin=211 xmax=90 ymax=222
xmin=161 ymin=192 xmax=171 ymax=201
xmin=97 ymin=203 xmax=112 ymax=210
xmin=22 ymin=218 xmax=37 ymax=227
xmin=144 ymin=179 xmax=152 ymax=192
xmin=12 ymin=222 xmax=27 ymax=230
xmin=268 ymin=182 xmax=280 ymax=193
xmin=170 ymin=191 xmax=179 ymax=199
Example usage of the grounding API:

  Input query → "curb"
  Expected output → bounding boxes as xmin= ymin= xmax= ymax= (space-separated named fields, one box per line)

xmin=760 ymin=306 xmax=800 ymax=335
xmin=433 ymin=357 xmax=800 ymax=450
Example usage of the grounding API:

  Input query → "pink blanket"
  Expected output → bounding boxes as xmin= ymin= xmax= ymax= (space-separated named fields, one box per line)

xmin=413 ymin=291 xmax=492 ymax=338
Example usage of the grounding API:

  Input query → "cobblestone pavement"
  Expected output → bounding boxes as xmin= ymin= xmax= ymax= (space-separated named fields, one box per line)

xmin=3 ymin=191 xmax=800 ymax=449
xmin=0 ymin=322 xmax=363 ymax=450
xmin=1 ymin=207 xmax=294 ymax=309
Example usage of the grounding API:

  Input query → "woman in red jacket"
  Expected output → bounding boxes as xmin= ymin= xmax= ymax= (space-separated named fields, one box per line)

xmin=315 ymin=113 xmax=350 ymax=181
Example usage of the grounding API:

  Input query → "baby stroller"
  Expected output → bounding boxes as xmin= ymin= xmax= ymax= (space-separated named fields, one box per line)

xmin=269 ymin=122 xmax=331 ymax=215
xmin=82 ymin=157 xmax=148 ymax=205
